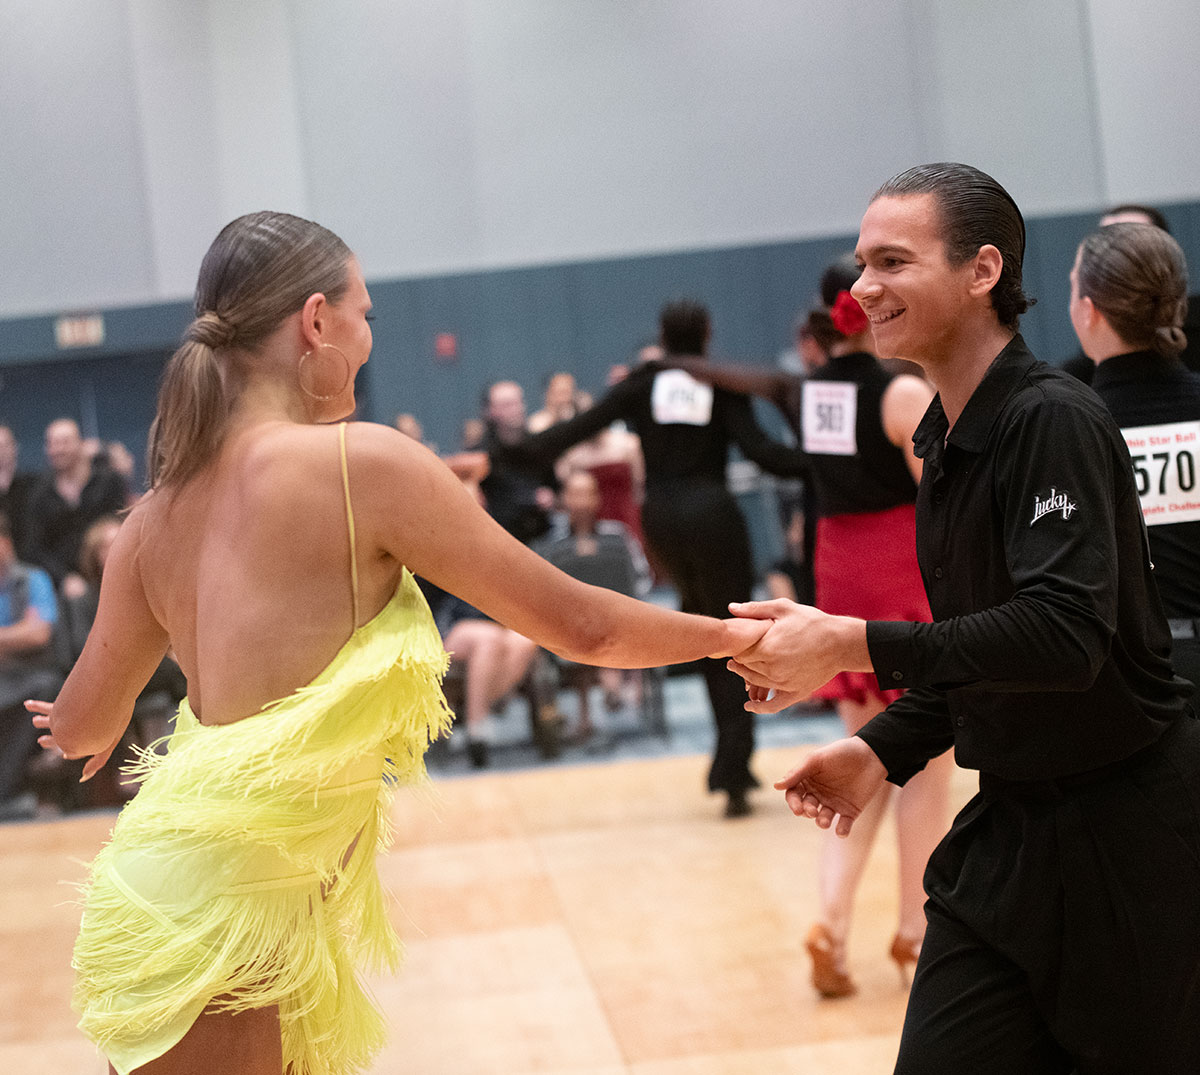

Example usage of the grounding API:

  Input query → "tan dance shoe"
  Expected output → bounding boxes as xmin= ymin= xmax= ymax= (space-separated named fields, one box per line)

xmin=889 ymin=933 xmax=921 ymax=987
xmin=806 ymin=923 xmax=857 ymax=998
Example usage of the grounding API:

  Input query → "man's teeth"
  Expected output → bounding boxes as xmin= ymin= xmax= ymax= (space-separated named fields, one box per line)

xmin=870 ymin=309 xmax=904 ymax=325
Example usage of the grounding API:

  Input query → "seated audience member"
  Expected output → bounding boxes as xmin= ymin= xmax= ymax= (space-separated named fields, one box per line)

xmin=99 ymin=442 xmax=140 ymax=506
xmin=393 ymin=412 xmax=429 ymax=448
xmin=534 ymin=470 xmax=651 ymax=736
xmin=61 ymin=515 xmax=187 ymax=710
xmin=0 ymin=511 xmax=62 ymax=820
xmin=554 ymin=416 xmax=646 ymax=554
xmin=528 ymin=371 xmax=584 ymax=433
xmin=459 ymin=415 xmax=485 ymax=451
xmin=421 ymin=582 xmax=540 ymax=769
xmin=43 ymin=516 xmax=186 ymax=807
xmin=24 ymin=418 xmax=128 ymax=591
xmin=0 ymin=425 xmax=38 ymax=560
xmin=479 ymin=381 xmax=558 ymax=543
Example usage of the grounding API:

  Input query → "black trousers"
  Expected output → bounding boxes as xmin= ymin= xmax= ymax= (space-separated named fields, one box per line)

xmin=895 ymin=713 xmax=1200 ymax=1074
xmin=641 ymin=483 xmax=757 ymax=794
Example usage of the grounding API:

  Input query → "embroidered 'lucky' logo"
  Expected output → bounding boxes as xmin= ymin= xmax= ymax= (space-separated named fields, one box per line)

xmin=1030 ymin=487 xmax=1077 ymax=526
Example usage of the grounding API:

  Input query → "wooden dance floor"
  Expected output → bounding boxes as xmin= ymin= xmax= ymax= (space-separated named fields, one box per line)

xmin=2 ymin=744 xmax=975 ymax=1074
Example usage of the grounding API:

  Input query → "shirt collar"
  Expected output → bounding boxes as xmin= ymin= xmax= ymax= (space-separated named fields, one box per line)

xmin=913 ymin=334 xmax=1037 ymax=459
xmin=1091 ymin=349 xmax=1181 ymax=391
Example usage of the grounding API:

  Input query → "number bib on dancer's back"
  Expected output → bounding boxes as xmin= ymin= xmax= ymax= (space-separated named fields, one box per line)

xmin=802 ymin=381 xmax=858 ymax=456
xmin=1122 ymin=420 xmax=1200 ymax=525
xmin=652 ymin=369 xmax=714 ymax=426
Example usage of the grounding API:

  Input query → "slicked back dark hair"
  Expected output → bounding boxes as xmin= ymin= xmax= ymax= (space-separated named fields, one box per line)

xmin=873 ymin=162 xmax=1034 ymax=330
xmin=659 ymin=300 xmax=710 ymax=355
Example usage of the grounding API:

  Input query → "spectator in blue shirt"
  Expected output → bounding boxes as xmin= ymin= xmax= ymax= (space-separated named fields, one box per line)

xmin=0 ymin=510 xmax=62 ymax=819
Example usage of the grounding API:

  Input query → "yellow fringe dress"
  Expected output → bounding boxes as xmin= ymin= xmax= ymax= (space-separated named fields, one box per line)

xmin=72 ymin=431 xmax=452 ymax=1074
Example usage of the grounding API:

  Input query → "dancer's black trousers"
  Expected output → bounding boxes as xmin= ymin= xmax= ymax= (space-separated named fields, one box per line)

xmin=641 ymin=482 xmax=757 ymax=794
xmin=895 ymin=711 xmax=1200 ymax=1074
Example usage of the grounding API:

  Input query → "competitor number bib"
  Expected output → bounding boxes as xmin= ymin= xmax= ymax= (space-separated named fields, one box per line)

xmin=1122 ymin=419 xmax=1200 ymax=525
xmin=802 ymin=381 xmax=858 ymax=456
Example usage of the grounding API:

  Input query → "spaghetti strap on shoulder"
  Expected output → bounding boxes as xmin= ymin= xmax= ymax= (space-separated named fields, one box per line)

xmin=337 ymin=422 xmax=361 ymax=628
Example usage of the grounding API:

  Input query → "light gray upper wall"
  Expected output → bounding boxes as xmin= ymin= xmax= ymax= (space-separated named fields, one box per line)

xmin=913 ymin=0 xmax=1107 ymax=214
xmin=126 ymin=0 xmax=222 ymax=301
xmin=1 ymin=0 xmax=1197 ymax=318
xmin=0 ymin=0 xmax=157 ymax=315
xmin=1086 ymin=0 xmax=1200 ymax=203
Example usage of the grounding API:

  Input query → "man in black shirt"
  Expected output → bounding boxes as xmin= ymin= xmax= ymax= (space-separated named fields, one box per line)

xmin=730 ymin=164 xmax=1199 ymax=1072
xmin=24 ymin=419 xmax=128 ymax=589
xmin=477 ymin=381 xmax=558 ymax=544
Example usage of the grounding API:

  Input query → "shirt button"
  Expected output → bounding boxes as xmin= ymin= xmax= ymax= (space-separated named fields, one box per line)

xmin=934 ymin=493 xmax=945 ymax=505
xmin=891 ymin=671 xmax=903 ymax=682
xmin=955 ymin=716 xmax=965 ymax=727
xmin=934 ymin=567 xmax=943 ymax=579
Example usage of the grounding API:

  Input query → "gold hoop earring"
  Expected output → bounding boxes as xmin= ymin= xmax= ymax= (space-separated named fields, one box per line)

xmin=297 ymin=344 xmax=352 ymax=402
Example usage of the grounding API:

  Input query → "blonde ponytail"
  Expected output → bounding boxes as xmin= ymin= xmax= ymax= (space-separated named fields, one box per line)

xmin=147 ymin=336 xmax=227 ymax=488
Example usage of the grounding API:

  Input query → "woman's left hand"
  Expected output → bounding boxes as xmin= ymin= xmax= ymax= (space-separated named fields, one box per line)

xmin=26 ymin=699 xmax=116 ymax=782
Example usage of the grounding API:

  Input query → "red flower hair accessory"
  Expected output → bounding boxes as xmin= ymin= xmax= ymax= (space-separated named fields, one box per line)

xmin=830 ymin=289 xmax=868 ymax=337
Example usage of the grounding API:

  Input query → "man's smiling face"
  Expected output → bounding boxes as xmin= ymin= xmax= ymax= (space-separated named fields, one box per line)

xmin=852 ymin=192 xmax=982 ymax=366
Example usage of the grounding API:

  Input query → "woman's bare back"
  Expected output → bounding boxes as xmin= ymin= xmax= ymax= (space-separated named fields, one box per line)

xmin=133 ymin=421 xmax=402 ymax=726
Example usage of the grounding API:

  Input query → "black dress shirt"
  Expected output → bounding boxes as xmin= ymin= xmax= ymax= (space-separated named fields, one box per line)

xmin=859 ymin=335 xmax=1190 ymax=783
xmin=1090 ymin=350 xmax=1200 ymax=618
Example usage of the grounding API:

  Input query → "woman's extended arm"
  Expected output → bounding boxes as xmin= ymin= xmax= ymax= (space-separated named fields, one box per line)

xmin=352 ymin=424 xmax=767 ymax=667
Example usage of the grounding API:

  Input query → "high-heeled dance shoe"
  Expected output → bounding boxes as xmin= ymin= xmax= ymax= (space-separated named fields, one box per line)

xmin=889 ymin=934 xmax=921 ymax=987
xmin=806 ymin=924 xmax=856 ymax=999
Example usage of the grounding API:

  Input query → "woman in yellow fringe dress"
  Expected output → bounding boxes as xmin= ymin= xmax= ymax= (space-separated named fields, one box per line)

xmin=27 ymin=212 xmax=768 ymax=1075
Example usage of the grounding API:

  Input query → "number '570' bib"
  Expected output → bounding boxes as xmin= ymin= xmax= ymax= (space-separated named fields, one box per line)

xmin=1122 ymin=420 xmax=1200 ymax=525
xmin=802 ymin=381 xmax=858 ymax=456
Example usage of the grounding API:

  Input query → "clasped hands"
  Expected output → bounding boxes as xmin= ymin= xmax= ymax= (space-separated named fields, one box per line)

xmin=724 ymin=599 xmax=887 ymax=837
xmin=724 ymin=598 xmax=869 ymax=713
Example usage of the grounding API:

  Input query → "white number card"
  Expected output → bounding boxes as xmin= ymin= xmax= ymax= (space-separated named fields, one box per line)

xmin=651 ymin=369 xmax=714 ymax=426
xmin=1122 ymin=419 xmax=1200 ymax=525
xmin=802 ymin=381 xmax=858 ymax=456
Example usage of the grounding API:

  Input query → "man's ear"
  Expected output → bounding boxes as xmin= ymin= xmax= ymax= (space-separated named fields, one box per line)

xmin=969 ymin=244 xmax=1004 ymax=299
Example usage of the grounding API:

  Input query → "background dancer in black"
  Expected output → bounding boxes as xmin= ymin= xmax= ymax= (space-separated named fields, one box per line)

xmin=1070 ymin=221 xmax=1200 ymax=708
xmin=521 ymin=300 xmax=803 ymax=817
